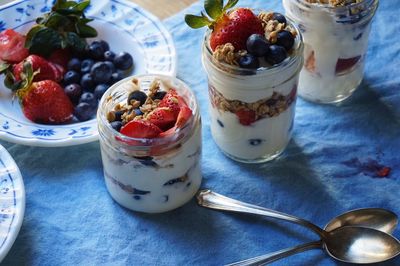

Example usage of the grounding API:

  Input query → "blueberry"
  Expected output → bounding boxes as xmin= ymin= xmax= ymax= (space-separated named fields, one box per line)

xmin=273 ymin=12 xmax=287 ymax=24
xmin=276 ymin=30 xmax=295 ymax=51
xmin=134 ymin=108 xmax=143 ymax=116
xmin=249 ymin=139 xmax=264 ymax=146
xmin=97 ymin=40 xmax=110 ymax=52
xmin=90 ymin=62 xmax=113 ymax=84
xmin=104 ymin=61 xmax=115 ymax=72
xmin=152 ymin=91 xmax=167 ymax=100
xmin=114 ymin=110 xmax=124 ymax=121
xmin=104 ymin=50 xmax=116 ymax=61
xmin=127 ymin=90 xmax=147 ymax=106
xmin=64 ymin=84 xmax=82 ymax=104
xmin=114 ymin=52 xmax=133 ymax=70
xmin=81 ymin=59 xmax=95 ymax=74
xmin=74 ymin=103 xmax=95 ymax=121
xmin=79 ymin=92 xmax=97 ymax=107
xmin=87 ymin=42 xmax=105 ymax=60
xmin=110 ymin=121 xmax=123 ymax=132
xmin=238 ymin=54 xmax=260 ymax=69
xmin=246 ymin=34 xmax=270 ymax=57
xmin=265 ymin=45 xmax=288 ymax=65
xmin=80 ymin=73 xmax=95 ymax=91
xmin=67 ymin=58 xmax=81 ymax=72
xmin=63 ymin=71 xmax=80 ymax=85
xmin=94 ymin=84 xmax=109 ymax=100
xmin=110 ymin=72 xmax=124 ymax=84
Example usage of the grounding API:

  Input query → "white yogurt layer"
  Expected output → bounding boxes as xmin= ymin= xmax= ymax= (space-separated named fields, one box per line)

xmin=283 ymin=0 xmax=374 ymax=103
xmin=101 ymin=124 xmax=202 ymax=213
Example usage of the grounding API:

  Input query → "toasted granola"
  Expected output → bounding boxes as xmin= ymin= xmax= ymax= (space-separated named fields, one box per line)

xmin=305 ymin=0 xmax=363 ymax=7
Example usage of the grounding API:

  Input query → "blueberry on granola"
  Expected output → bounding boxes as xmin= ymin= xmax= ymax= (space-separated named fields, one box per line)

xmin=246 ymin=34 xmax=270 ymax=57
xmin=273 ymin=12 xmax=287 ymax=24
xmin=265 ymin=45 xmax=287 ymax=65
xmin=127 ymin=90 xmax=147 ymax=106
xmin=276 ymin=30 xmax=295 ymax=51
xmin=110 ymin=121 xmax=123 ymax=132
xmin=239 ymin=54 xmax=260 ymax=69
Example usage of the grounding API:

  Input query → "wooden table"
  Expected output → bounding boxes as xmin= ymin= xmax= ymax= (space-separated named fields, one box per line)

xmin=0 ymin=0 xmax=197 ymax=19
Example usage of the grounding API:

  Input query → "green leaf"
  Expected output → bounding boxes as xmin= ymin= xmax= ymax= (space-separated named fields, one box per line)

xmin=25 ymin=25 xmax=45 ymax=48
xmin=75 ymin=23 xmax=97 ymax=38
xmin=74 ymin=1 xmax=90 ymax=12
xmin=223 ymin=0 xmax=239 ymax=11
xmin=204 ymin=0 xmax=223 ymax=19
xmin=28 ymin=28 xmax=63 ymax=57
xmin=0 ymin=63 xmax=10 ymax=74
xmin=66 ymin=32 xmax=87 ymax=52
xmin=44 ymin=12 xmax=70 ymax=29
xmin=185 ymin=14 xmax=213 ymax=29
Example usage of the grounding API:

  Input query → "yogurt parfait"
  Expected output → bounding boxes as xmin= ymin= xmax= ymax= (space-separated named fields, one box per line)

xmin=283 ymin=0 xmax=379 ymax=103
xmin=186 ymin=1 xmax=303 ymax=163
xmin=97 ymin=75 xmax=202 ymax=213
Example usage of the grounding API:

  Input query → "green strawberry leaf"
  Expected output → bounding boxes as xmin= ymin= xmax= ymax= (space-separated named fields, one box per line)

xmin=28 ymin=27 xmax=63 ymax=56
xmin=223 ymin=0 xmax=239 ymax=11
xmin=75 ymin=22 xmax=97 ymax=38
xmin=0 ymin=63 xmax=10 ymax=74
xmin=66 ymin=32 xmax=87 ymax=52
xmin=185 ymin=13 xmax=213 ymax=29
xmin=204 ymin=0 xmax=223 ymax=20
xmin=74 ymin=1 xmax=90 ymax=12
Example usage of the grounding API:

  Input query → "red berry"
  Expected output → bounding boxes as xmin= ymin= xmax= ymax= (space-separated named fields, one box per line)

xmin=335 ymin=56 xmax=361 ymax=75
xmin=120 ymin=120 xmax=162 ymax=139
xmin=210 ymin=8 xmax=264 ymax=51
xmin=13 ymin=55 xmax=63 ymax=82
xmin=20 ymin=80 xmax=74 ymax=124
xmin=175 ymin=105 xmax=193 ymax=128
xmin=47 ymin=49 xmax=70 ymax=71
xmin=146 ymin=107 xmax=176 ymax=131
xmin=158 ymin=89 xmax=188 ymax=117
xmin=235 ymin=109 xmax=256 ymax=126
xmin=0 ymin=29 xmax=29 ymax=63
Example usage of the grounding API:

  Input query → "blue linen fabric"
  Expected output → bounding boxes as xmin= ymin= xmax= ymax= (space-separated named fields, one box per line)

xmin=2 ymin=0 xmax=400 ymax=265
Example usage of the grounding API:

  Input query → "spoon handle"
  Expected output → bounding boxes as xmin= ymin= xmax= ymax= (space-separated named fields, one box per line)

xmin=225 ymin=241 xmax=322 ymax=266
xmin=197 ymin=190 xmax=326 ymax=238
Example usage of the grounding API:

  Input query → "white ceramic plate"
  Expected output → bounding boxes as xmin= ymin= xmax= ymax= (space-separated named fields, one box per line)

xmin=0 ymin=0 xmax=176 ymax=147
xmin=0 ymin=144 xmax=25 ymax=262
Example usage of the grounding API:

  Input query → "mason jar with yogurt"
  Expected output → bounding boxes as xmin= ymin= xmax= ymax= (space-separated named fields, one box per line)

xmin=97 ymin=75 xmax=202 ymax=213
xmin=283 ymin=0 xmax=379 ymax=103
xmin=202 ymin=19 xmax=304 ymax=164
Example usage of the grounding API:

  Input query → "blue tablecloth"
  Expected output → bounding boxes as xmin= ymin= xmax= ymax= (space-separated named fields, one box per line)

xmin=2 ymin=0 xmax=400 ymax=265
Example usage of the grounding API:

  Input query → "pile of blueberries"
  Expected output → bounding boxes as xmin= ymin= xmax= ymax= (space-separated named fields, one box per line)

xmin=63 ymin=40 xmax=134 ymax=122
xmin=239 ymin=13 xmax=295 ymax=69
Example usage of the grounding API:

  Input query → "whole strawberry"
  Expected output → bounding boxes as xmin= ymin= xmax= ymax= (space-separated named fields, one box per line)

xmin=15 ymin=63 xmax=73 ymax=124
xmin=185 ymin=0 xmax=264 ymax=51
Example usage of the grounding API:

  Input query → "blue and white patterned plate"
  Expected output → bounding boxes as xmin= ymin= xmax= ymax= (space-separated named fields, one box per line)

xmin=0 ymin=0 xmax=176 ymax=147
xmin=0 ymin=144 xmax=25 ymax=262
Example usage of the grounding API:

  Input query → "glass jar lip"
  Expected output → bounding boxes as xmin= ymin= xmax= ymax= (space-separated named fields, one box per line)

xmin=97 ymin=74 xmax=199 ymax=147
xmin=202 ymin=15 xmax=304 ymax=76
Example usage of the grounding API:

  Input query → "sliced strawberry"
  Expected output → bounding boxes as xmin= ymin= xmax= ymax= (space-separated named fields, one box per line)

xmin=47 ymin=49 xmax=70 ymax=71
xmin=335 ymin=56 xmax=361 ymax=75
xmin=175 ymin=105 xmax=193 ymax=128
xmin=20 ymin=80 xmax=73 ymax=124
xmin=305 ymin=50 xmax=316 ymax=74
xmin=120 ymin=120 xmax=162 ymax=139
xmin=235 ymin=109 xmax=256 ymax=126
xmin=146 ymin=107 xmax=176 ymax=131
xmin=158 ymin=89 xmax=188 ymax=117
xmin=0 ymin=29 xmax=29 ymax=63
xmin=13 ymin=55 xmax=63 ymax=82
xmin=210 ymin=8 xmax=264 ymax=51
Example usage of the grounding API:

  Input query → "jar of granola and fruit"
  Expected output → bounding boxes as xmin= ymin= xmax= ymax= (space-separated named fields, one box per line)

xmin=198 ymin=10 xmax=304 ymax=163
xmin=283 ymin=0 xmax=379 ymax=103
xmin=97 ymin=75 xmax=202 ymax=213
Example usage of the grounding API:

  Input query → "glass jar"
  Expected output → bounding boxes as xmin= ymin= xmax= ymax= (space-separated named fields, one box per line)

xmin=97 ymin=75 xmax=202 ymax=213
xmin=202 ymin=20 xmax=304 ymax=164
xmin=283 ymin=0 xmax=379 ymax=103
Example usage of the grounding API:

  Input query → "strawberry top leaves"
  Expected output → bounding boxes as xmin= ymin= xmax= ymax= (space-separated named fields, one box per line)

xmin=185 ymin=0 xmax=239 ymax=29
xmin=25 ymin=0 xmax=97 ymax=57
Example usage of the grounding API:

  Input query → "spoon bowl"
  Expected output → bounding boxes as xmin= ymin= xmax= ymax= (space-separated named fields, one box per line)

xmin=325 ymin=226 xmax=400 ymax=264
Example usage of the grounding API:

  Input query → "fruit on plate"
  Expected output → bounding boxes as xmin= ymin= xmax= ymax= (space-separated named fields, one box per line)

xmin=185 ymin=0 xmax=264 ymax=51
xmin=0 ymin=0 xmax=135 ymax=125
xmin=13 ymin=63 xmax=73 ymax=124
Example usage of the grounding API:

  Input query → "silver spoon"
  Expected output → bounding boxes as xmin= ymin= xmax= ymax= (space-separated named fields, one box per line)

xmin=196 ymin=190 xmax=400 ymax=265
xmin=227 ymin=208 xmax=398 ymax=266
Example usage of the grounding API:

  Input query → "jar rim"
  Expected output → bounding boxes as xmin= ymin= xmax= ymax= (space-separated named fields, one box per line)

xmin=97 ymin=74 xmax=200 ymax=148
xmin=202 ymin=15 xmax=304 ymax=76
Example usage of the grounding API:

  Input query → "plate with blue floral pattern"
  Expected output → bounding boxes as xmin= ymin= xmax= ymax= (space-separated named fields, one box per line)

xmin=0 ymin=0 xmax=176 ymax=147
xmin=0 ymin=144 xmax=25 ymax=262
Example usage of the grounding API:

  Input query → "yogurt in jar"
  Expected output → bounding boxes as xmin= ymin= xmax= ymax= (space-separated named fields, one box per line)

xmin=283 ymin=0 xmax=379 ymax=103
xmin=97 ymin=75 xmax=202 ymax=213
